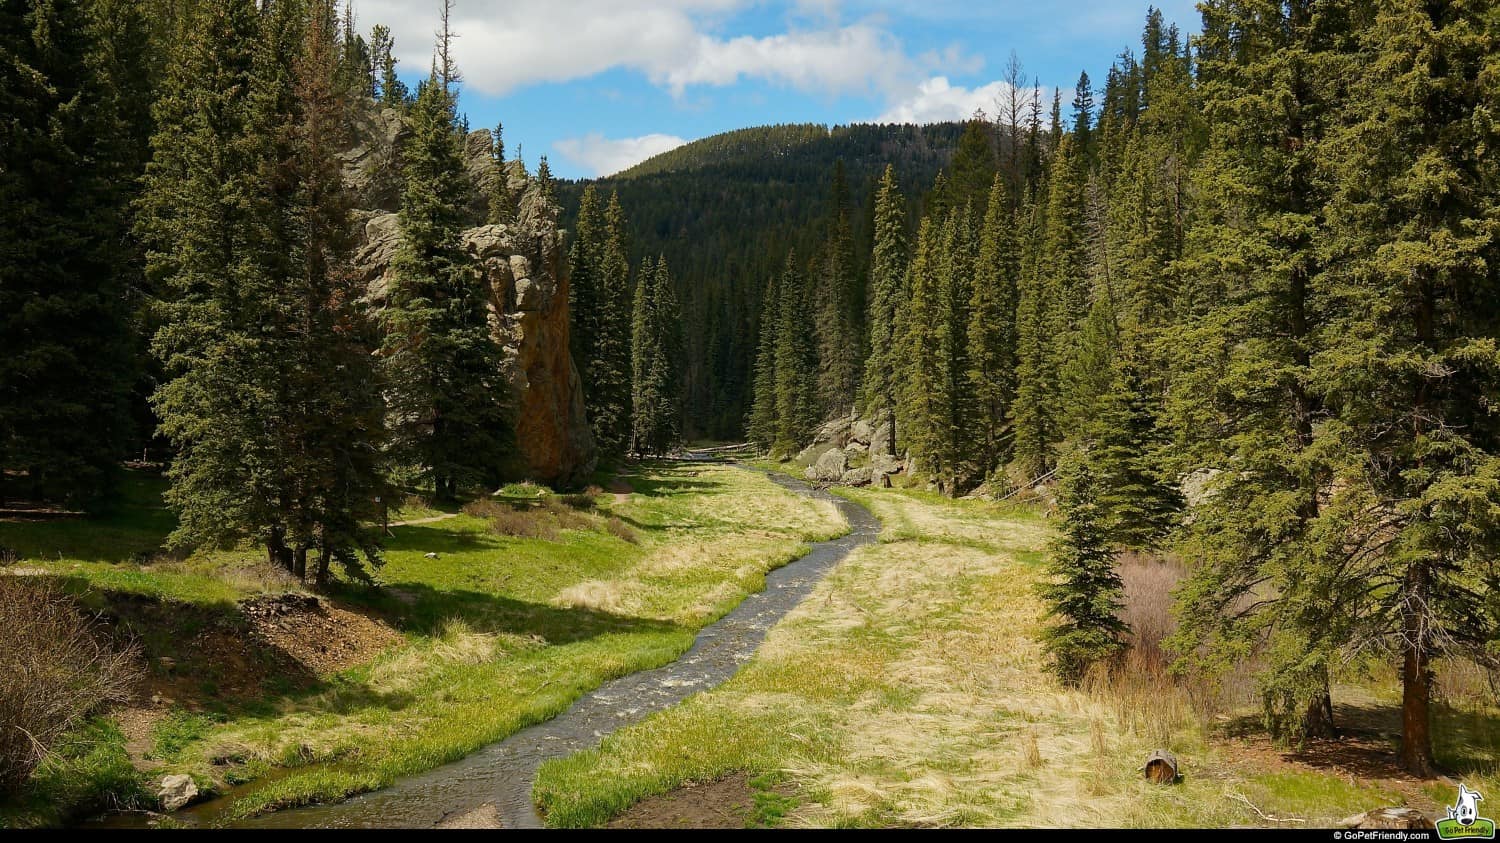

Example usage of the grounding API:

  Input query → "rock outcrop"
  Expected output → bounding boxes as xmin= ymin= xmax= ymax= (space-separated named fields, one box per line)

xmin=345 ymin=104 xmax=597 ymax=487
xmin=800 ymin=413 xmax=905 ymax=486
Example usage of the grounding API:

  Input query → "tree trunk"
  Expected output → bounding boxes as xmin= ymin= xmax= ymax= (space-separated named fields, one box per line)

xmin=1302 ymin=678 xmax=1337 ymax=740
xmin=267 ymin=526 xmax=293 ymax=572
xmin=1399 ymin=561 xmax=1436 ymax=776
xmin=293 ymin=545 xmax=308 ymax=582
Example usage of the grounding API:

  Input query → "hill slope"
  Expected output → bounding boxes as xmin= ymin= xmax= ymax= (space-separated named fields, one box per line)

xmin=559 ymin=122 xmax=967 ymax=439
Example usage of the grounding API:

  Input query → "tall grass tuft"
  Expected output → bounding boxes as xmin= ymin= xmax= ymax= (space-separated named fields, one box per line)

xmin=0 ymin=578 xmax=140 ymax=793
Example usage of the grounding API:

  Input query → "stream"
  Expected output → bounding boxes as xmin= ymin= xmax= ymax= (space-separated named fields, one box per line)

xmin=145 ymin=468 xmax=879 ymax=829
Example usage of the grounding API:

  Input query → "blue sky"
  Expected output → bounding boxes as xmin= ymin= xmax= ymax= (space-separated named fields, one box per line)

xmin=358 ymin=1 xmax=1203 ymax=179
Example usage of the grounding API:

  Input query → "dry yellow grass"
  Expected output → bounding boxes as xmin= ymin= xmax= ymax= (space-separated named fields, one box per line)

xmin=536 ymin=486 xmax=1411 ymax=829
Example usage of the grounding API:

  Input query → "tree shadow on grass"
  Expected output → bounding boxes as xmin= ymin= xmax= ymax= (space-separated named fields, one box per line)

xmin=1222 ymin=700 xmax=1500 ymax=781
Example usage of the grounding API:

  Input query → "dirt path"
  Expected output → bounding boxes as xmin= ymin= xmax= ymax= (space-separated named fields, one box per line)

xmin=226 ymin=467 xmax=880 ymax=830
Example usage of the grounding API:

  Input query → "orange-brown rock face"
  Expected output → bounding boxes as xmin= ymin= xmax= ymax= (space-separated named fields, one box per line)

xmin=348 ymin=113 xmax=597 ymax=488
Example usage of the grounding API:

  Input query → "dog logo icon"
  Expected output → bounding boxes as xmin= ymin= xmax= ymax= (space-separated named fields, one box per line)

xmin=1439 ymin=785 xmax=1497 ymax=840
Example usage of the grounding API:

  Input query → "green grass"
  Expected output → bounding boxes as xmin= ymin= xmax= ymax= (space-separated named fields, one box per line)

xmin=0 ymin=720 xmax=150 ymax=829
xmin=531 ymin=485 xmax=1456 ymax=829
xmin=2 ymin=462 xmax=847 ymax=827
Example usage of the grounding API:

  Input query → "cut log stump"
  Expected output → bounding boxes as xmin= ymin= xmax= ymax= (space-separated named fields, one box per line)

xmin=1143 ymin=749 xmax=1179 ymax=784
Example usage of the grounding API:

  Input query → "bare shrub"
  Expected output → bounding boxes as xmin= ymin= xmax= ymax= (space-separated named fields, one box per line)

xmin=605 ymin=517 xmax=639 ymax=544
xmin=463 ymin=499 xmax=559 ymax=540
xmin=1083 ymin=553 xmax=1237 ymax=742
xmin=0 ymin=578 xmax=140 ymax=793
xmin=0 ymin=545 xmax=19 ymax=567
xmin=558 ymin=492 xmax=597 ymax=511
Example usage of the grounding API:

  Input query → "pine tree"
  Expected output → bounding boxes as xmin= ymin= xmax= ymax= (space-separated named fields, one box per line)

xmin=630 ymin=256 xmax=682 ymax=455
xmin=815 ymin=160 xmax=861 ymax=417
xmin=139 ymin=0 xmax=288 ymax=555
xmin=1168 ymin=0 xmax=1363 ymax=744
xmin=486 ymin=121 xmax=514 ymax=224
xmin=589 ymin=191 xmax=634 ymax=458
xmin=0 ymin=0 xmax=142 ymax=506
xmin=569 ymin=185 xmax=604 ymax=398
xmin=370 ymin=23 xmax=407 ymax=106
xmin=381 ymin=72 xmax=509 ymax=501
xmin=1012 ymin=193 xmax=1059 ymax=478
xmin=1314 ymin=0 xmax=1500 ymax=775
xmin=1071 ymin=69 xmax=1095 ymax=165
xmin=1039 ymin=458 xmax=1128 ymax=685
xmin=859 ymin=165 xmax=908 ymax=455
xmin=1082 ymin=360 xmax=1181 ymax=550
xmin=747 ymin=272 xmax=781 ymax=450
xmin=279 ymin=0 xmax=388 ymax=583
xmin=967 ymin=173 xmax=1019 ymax=478
xmin=895 ymin=215 xmax=948 ymax=485
xmin=949 ymin=118 xmax=997 ymax=213
xmin=772 ymin=252 xmax=819 ymax=454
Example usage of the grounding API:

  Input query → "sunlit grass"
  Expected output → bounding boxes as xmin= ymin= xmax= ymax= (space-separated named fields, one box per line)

xmin=532 ymin=486 xmax=1449 ymax=829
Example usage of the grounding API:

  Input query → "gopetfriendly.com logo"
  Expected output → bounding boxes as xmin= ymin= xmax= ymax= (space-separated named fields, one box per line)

xmin=1438 ymin=784 xmax=1497 ymax=841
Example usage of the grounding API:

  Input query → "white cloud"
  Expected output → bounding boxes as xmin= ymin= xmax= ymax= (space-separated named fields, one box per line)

xmin=554 ymin=132 xmax=689 ymax=177
xmin=873 ymin=76 xmax=1045 ymax=124
xmin=351 ymin=0 xmax=963 ymax=99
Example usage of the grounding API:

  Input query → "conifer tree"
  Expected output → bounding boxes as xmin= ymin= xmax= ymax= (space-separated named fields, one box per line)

xmin=1314 ymin=0 xmax=1500 ymax=775
xmin=1039 ymin=458 xmax=1128 ymax=685
xmin=487 ymin=122 xmax=514 ymax=225
xmin=630 ymin=256 xmax=682 ymax=455
xmin=381 ymin=71 xmax=509 ymax=501
xmin=949 ymin=118 xmax=997 ymax=213
xmin=0 ymin=0 xmax=142 ymax=505
xmin=1169 ymin=0 xmax=1360 ymax=744
xmin=569 ymin=185 xmax=604 ymax=396
xmin=815 ymin=160 xmax=861 ymax=417
xmin=1071 ymin=70 xmax=1095 ymax=165
xmin=1012 ymin=194 xmax=1060 ymax=478
xmin=859 ymin=165 xmax=909 ymax=455
xmin=589 ymin=192 xmax=635 ymax=458
xmin=139 ymin=0 xmax=288 ymax=555
xmin=772 ymin=252 xmax=819 ymax=454
xmin=967 ymin=174 xmax=1019 ymax=478
xmin=747 ymin=272 xmax=781 ymax=450
xmin=370 ymin=23 xmax=407 ymax=106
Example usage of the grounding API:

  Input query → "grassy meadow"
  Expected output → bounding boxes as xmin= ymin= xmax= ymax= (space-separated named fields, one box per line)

xmin=534 ymin=484 xmax=1497 ymax=828
xmin=0 ymin=462 xmax=846 ymax=826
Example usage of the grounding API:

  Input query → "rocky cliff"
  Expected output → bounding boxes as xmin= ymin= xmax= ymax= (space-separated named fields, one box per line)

xmin=345 ymin=106 xmax=597 ymax=487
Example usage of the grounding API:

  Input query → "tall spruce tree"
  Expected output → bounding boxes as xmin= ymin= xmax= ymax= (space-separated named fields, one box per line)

xmin=139 ymin=0 xmax=289 ymax=556
xmin=814 ymin=160 xmax=862 ymax=417
xmin=0 ymin=0 xmax=141 ymax=505
xmin=772 ymin=251 xmax=819 ymax=454
xmin=630 ymin=256 xmax=682 ymax=455
xmin=967 ymin=173 xmax=1020 ymax=478
xmin=381 ymin=71 xmax=509 ymax=501
xmin=1168 ymin=0 xmax=1361 ymax=743
xmin=859 ymin=165 xmax=909 ymax=456
xmin=569 ymin=184 xmax=604 ymax=399
xmin=1039 ymin=458 xmax=1128 ymax=685
xmin=747 ymin=272 xmax=781 ymax=450
xmin=589 ymin=192 xmax=634 ymax=458
xmin=1314 ymin=0 xmax=1500 ymax=775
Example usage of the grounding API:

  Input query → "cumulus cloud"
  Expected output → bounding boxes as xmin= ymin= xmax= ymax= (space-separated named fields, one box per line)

xmin=873 ymin=76 xmax=1047 ymax=124
xmin=554 ymin=133 xmax=689 ymax=177
xmin=352 ymin=0 xmax=940 ymax=99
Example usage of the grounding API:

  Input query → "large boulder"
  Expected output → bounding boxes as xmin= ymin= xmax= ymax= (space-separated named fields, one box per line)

xmin=157 ymin=774 xmax=198 ymax=812
xmin=869 ymin=419 xmax=894 ymax=458
xmin=805 ymin=448 xmax=848 ymax=483
xmin=840 ymin=467 xmax=873 ymax=487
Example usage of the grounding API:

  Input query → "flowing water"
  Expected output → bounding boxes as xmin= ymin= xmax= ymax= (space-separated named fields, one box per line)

xmin=127 ymin=468 xmax=879 ymax=829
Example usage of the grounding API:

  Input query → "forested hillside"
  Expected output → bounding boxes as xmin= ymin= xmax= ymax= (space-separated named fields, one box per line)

xmin=569 ymin=3 xmax=1500 ymax=782
xmin=559 ymin=122 xmax=968 ymax=438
